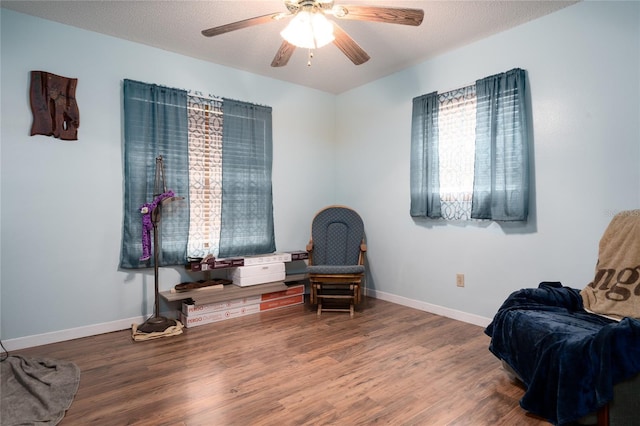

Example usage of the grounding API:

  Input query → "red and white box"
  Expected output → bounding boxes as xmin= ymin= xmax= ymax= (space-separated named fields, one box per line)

xmin=182 ymin=295 xmax=262 ymax=316
xmin=181 ymin=293 xmax=304 ymax=328
xmin=180 ymin=304 xmax=261 ymax=328
xmin=260 ymin=284 xmax=304 ymax=301
xmin=181 ymin=284 xmax=304 ymax=316
xmin=259 ymin=294 xmax=304 ymax=311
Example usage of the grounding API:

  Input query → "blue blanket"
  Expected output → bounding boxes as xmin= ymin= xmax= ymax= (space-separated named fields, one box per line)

xmin=485 ymin=282 xmax=640 ymax=425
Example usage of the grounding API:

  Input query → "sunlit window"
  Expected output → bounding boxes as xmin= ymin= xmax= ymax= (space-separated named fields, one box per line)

xmin=437 ymin=86 xmax=476 ymax=220
xmin=410 ymin=68 xmax=530 ymax=222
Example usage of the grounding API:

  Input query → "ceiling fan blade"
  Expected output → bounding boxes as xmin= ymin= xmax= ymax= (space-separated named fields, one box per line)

xmin=202 ymin=12 xmax=289 ymax=37
xmin=332 ymin=23 xmax=370 ymax=65
xmin=331 ymin=5 xmax=424 ymax=26
xmin=271 ymin=40 xmax=296 ymax=67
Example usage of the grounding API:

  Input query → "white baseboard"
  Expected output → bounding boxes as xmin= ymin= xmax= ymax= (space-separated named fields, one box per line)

xmin=3 ymin=316 xmax=147 ymax=351
xmin=3 ymin=294 xmax=491 ymax=351
xmin=366 ymin=288 xmax=492 ymax=328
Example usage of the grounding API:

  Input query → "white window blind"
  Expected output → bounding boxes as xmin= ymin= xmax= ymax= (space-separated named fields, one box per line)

xmin=186 ymin=96 xmax=223 ymax=258
xmin=437 ymin=85 xmax=476 ymax=220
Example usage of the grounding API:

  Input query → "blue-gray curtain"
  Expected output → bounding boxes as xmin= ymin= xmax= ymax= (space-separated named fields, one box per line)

xmin=120 ymin=79 xmax=190 ymax=268
xmin=410 ymin=92 xmax=441 ymax=218
xmin=471 ymin=68 xmax=529 ymax=221
xmin=218 ymin=99 xmax=275 ymax=258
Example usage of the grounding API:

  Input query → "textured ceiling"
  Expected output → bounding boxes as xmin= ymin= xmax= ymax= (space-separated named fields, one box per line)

xmin=2 ymin=0 xmax=578 ymax=94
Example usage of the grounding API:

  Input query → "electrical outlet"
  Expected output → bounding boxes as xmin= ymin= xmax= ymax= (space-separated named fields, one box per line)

xmin=456 ymin=274 xmax=465 ymax=287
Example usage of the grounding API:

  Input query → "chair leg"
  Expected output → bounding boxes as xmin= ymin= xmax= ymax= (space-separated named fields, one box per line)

xmin=352 ymin=284 xmax=356 ymax=317
xmin=313 ymin=281 xmax=362 ymax=317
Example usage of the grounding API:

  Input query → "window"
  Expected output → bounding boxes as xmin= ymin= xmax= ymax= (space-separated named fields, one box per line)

xmin=437 ymin=86 xmax=476 ymax=220
xmin=186 ymin=96 xmax=223 ymax=258
xmin=410 ymin=68 xmax=530 ymax=222
xmin=120 ymin=80 xmax=275 ymax=269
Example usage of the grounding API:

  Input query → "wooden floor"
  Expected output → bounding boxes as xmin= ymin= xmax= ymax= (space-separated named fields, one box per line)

xmin=13 ymin=297 xmax=549 ymax=425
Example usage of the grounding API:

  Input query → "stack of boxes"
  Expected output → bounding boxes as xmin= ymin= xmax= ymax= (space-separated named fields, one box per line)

xmin=179 ymin=252 xmax=307 ymax=328
xmin=179 ymin=283 xmax=304 ymax=328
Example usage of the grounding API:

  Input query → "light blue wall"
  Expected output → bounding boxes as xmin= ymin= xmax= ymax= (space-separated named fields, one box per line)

xmin=2 ymin=1 xmax=639 ymax=345
xmin=335 ymin=1 xmax=640 ymax=319
xmin=0 ymin=9 xmax=336 ymax=342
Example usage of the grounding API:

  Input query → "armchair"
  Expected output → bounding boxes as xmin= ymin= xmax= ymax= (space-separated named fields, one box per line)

xmin=306 ymin=206 xmax=366 ymax=317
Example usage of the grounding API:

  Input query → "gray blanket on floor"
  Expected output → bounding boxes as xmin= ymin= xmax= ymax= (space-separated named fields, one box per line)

xmin=1 ymin=355 xmax=80 ymax=425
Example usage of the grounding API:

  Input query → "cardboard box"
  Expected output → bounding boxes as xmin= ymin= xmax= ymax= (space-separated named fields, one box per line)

xmin=288 ymin=250 xmax=309 ymax=261
xmin=182 ymin=295 xmax=262 ymax=316
xmin=181 ymin=284 xmax=304 ymax=316
xmin=243 ymin=252 xmax=292 ymax=266
xmin=187 ymin=257 xmax=244 ymax=271
xmin=259 ymin=284 xmax=304 ymax=301
xmin=229 ymin=262 xmax=286 ymax=287
xmin=259 ymin=294 xmax=304 ymax=311
xmin=180 ymin=304 xmax=261 ymax=328
xmin=181 ymin=294 xmax=304 ymax=328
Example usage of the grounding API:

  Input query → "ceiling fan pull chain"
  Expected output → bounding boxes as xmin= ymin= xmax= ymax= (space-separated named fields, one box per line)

xmin=307 ymin=49 xmax=314 ymax=67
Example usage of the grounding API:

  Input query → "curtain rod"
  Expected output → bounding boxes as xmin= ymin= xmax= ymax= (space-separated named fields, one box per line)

xmin=188 ymin=90 xmax=223 ymax=103
xmin=186 ymin=92 xmax=271 ymax=110
xmin=125 ymin=79 xmax=269 ymax=108
xmin=439 ymin=81 xmax=475 ymax=95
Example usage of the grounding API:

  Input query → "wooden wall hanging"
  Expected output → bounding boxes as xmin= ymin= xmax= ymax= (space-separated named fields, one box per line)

xmin=29 ymin=71 xmax=80 ymax=140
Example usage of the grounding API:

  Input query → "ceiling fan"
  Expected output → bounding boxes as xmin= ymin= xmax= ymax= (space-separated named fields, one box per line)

xmin=201 ymin=1 xmax=424 ymax=67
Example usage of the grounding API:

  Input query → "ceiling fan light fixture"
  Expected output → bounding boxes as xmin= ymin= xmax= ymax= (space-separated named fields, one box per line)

xmin=280 ymin=10 xmax=335 ymax=49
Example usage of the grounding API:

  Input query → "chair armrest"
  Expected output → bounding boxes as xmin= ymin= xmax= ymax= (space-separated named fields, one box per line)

xmin=306 ymin=240 xmax=314 ymax=252
xmin=360 ymin=243 xmax=367 ymax=252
